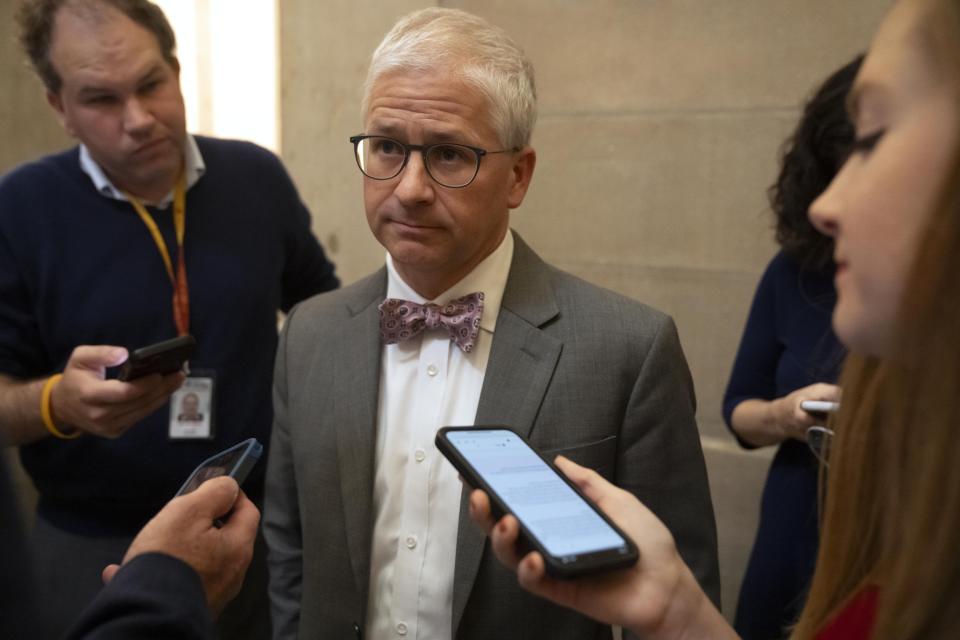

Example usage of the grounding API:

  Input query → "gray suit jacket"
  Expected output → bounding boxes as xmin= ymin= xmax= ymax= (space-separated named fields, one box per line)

xmin=265 ymin=233 xmax=719 ymax=639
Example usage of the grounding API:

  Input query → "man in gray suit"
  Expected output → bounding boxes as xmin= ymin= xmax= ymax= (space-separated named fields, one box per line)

xmin=264 ymin=7 xmax=719 ymax=640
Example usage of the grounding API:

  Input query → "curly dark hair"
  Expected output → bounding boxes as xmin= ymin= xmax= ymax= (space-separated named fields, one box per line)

xmin=771 ymin=54 xmax=864 ymax=272
xmin=16 ymin=0 xmax=177 ymax=94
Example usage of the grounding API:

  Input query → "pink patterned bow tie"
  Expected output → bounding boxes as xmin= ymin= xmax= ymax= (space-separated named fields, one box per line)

xmin=379 ymin=292 xmax=485 ymax=353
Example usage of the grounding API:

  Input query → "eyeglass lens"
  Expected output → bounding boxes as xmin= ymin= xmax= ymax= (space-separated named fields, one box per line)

xmin=355 ymin=136 xmax=480 ymax=187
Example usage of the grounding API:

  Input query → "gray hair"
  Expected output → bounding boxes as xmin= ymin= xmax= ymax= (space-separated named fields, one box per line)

xmin=361 ymin=7 xmax=537 ymax=149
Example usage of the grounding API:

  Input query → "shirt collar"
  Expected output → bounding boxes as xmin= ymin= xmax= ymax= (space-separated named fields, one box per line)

xmin=385 ymin=230 xmax=514 ymax=334
xmin=78 ymin=134 xmax=206 ymax=207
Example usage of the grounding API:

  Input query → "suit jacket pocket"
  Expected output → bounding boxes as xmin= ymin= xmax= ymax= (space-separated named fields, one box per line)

xmin=542 ymin=435 xmax=617 ymax=482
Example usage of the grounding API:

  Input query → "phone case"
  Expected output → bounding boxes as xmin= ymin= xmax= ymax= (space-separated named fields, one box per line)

xmin=118 ymin=335 xmax=196 ymax=381
xmin=175 ymin=437 xmax=263 ymax=496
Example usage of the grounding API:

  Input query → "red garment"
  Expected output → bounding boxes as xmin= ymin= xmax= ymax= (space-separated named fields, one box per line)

xmin=816 ymin=587 xmax=879 ymax=639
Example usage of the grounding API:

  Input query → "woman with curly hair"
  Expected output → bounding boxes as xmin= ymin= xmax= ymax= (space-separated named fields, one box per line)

xmin=723 ymin=55 xmax=861 ymax=640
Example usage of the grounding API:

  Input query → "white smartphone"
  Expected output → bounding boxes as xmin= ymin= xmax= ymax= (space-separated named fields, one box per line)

xmin=800 ymin=400 xmax=840 ymax=414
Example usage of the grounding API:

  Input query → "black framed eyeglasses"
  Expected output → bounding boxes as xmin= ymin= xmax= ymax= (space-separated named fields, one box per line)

xmin=349 ymin=135 xmax=518 ymax=188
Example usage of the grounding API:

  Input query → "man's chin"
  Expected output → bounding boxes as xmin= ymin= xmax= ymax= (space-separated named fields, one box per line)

xmin=386 ymin=242 xmax=449 ymax=270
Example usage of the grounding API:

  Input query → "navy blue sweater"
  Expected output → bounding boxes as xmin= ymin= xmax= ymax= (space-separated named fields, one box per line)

xmin=722 ymin=251 xmax=844 ymax=639
xmin=0 ymin=137 xmax=338 ymax=534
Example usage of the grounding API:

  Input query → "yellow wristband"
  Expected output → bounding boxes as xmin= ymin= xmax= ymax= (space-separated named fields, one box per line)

xmin=41 ymin=374 xmax=79 ymax=440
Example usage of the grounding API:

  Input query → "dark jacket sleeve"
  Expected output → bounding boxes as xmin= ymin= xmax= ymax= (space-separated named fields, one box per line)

xmin=3 ymin=448 xmax=212 ymax=640
xmin=64 ymin=553 xmax=213 ymax=640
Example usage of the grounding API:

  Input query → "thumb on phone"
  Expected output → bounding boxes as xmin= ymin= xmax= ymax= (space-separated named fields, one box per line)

xmin=181 ymin=476 xmax=241 ymax=522
xmin=68 ymin=345 xmax=129 ymax=373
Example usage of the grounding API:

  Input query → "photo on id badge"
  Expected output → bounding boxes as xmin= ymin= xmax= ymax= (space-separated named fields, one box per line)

xmin=170 ymin=372 xmax=215 ymax=440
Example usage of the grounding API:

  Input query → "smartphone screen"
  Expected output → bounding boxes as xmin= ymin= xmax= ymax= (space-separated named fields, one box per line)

xmin=176 ymin=438 xmax=262 ymax=496
xmin=440 ymin=428 xmax=635 ymax=572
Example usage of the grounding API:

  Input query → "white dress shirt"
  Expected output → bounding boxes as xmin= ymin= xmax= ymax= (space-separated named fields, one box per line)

xmin=79 ymin=134 xmax=206 ymax=206
xmin=364 ymin=231 xmax=515 ymax=640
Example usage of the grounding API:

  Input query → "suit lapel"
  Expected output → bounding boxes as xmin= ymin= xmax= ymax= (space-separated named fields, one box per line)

xmin=452 ymin=234 xmax=563 ymax=633
xmin=334 ymin=269 xmax=386 ymax=608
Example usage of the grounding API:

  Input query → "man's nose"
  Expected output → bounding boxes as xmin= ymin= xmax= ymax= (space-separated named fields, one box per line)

xmin=393 ymin=150 xmax=435 ymax=205
xmin=123 ymin=96 xmax=156 ymax=135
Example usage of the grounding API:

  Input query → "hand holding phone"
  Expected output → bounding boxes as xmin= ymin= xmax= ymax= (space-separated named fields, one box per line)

xmin=108 ymin=475 xmax=260 ymax=615
xmin=469 ymin=455 xmax=724 ymax=638
xmin=436 ymin=426 xmax=638 ymax=578
xmin=43 ymin=344 xmax=187 ymax=441
xmin=118 ymin=335 xmax=196 ymax=382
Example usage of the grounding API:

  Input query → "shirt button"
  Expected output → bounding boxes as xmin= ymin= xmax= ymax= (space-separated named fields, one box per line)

xmin=396 ymin=622 xmax=408 ymax=636
xmin=426 ymin=364 xmax=438 ymax=377
xmin=414 ymin=449 xmax=426 ymax=463
xmin=405 ymin=535 xmax=417 ymax=549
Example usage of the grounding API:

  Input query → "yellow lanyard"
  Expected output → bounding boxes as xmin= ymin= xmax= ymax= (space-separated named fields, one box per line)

xmin=126 ymin=170 xmax=191 ymax=335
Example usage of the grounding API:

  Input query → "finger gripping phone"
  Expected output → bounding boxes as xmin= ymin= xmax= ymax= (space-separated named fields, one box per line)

xmin=436 ymin=426 xmax=639 ymax=579
xmin=176 ymin=437 xmax=263 ymax=497
xmin=118 ymin=335 xmax=196 ymax=381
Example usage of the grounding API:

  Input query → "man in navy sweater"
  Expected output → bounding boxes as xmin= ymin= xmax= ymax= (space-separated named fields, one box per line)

xmin=0 ymin=1 xmax=338 ymax=637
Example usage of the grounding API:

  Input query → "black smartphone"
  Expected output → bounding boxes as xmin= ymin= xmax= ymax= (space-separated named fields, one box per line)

xmin=175 ymin=438 xmax=263 ymax=497
xmin=436 ymin=426 xmax=639 ymax=578
xmin=118 ymin=335 xmax=196 ymax=381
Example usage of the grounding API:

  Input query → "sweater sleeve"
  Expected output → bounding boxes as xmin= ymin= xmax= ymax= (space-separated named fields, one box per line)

xmin=0 ymin=167 xmax=51 ymax=378
xmin=722 ymin=254 xmax=784 ymax=449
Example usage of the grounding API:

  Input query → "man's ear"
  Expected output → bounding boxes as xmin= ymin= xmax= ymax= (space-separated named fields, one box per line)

xmin=46 ymin=90 xmax=75 ymax=137
xmin=506 ymin=146 xmax=536 ymax=210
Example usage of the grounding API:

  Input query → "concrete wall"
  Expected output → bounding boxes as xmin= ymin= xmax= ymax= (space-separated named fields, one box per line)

xmin=279 ymin=0 xmax=891 ymax=619
xmin=1 ymin=0 xmax=70 ymax=173
xmin=1 ymin=0 xmax=891 ymax=622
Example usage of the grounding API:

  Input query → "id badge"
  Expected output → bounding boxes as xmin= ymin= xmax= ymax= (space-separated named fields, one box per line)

xmin=169 ymin=370 xmax=215 ymax=440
